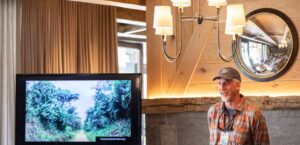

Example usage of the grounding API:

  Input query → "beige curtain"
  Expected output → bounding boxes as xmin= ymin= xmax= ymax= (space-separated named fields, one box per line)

xmin=20 ymin=0 xmax=118 ymax=74
xmin=0 ymin=0 xmax=20 ymax=144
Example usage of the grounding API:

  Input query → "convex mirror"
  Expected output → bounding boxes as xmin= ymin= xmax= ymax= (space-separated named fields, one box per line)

xmin=234 ymin=8 xmax=298 ymax=82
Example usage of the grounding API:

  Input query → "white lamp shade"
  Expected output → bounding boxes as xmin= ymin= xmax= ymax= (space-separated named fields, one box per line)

xmin=207 ymin=0 xmax=227 ymax=8
xmin=155 ymin=27 xmax=173 ymax=35
xmin=153 ymin=6 xmax=173 ymax=32
xmin=225 ymin=4 xmax=246 ymax=35
xmin=225 ymin=22 xmax=243 ymax=35
xmin=171 ymin=0 xmax=191 ymax=8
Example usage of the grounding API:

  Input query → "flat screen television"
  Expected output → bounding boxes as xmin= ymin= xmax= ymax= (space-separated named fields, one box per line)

xmin=16 ymin=74 xmax=142 ymax=145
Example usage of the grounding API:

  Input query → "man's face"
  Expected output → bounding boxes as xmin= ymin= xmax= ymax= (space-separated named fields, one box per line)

xmin=217 ymin=78 xmax=240 ymax=102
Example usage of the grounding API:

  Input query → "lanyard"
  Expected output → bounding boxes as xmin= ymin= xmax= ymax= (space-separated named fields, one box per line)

xmin=218 ymin=110 xmax=237 ymax=132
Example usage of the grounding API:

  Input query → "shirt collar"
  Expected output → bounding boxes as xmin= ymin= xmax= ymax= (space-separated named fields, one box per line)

xmin=219 ymin=94 xmax=246 ymax=113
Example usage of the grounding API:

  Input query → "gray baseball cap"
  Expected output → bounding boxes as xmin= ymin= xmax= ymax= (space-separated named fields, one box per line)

xmin=212 ymin=67 xmax=241 ymax=82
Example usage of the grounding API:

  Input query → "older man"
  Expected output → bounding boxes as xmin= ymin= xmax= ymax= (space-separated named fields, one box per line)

xmin=207 ymin=67 xmax=270 ymax=145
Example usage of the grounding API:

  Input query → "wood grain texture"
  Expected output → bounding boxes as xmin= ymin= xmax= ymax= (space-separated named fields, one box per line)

xmin=146 ymin=0 xmax=162 ymax=98
xmin=164 ymin=1 xmax=216 ymax=96
xmin=116 ymin=8 xmax=145 ymax=22
xmin=142 ymin=96 xmax=300 ymax=114
xmin=185 ymin=81 xmax=300 ymax=97
xmin=191 ymin=60 xmax=300 ymax=84
xmin=109 ymin=0 xmax=145 ymax=5
xmin=166 ymin=22 xmax=215 ymax=96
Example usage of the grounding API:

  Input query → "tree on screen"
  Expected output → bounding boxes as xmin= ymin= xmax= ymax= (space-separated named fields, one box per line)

xmin=84 ymin=80 xmax=131 ymax=141
xmin=26 ymin=81 xmax=82 ymax=141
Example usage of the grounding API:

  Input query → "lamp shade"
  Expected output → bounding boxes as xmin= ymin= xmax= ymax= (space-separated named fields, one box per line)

xmin=225 ymin=4 xmax=246 ymax=35
xmin=155 ymin=28 xmax=173 ymax=35
xmin=207 ymin=0 xmax=227 ymax=8
xmin=171 ymin=0 xmax=191 ymax=8
xmin=153 ymin=6 xmax=173 ymax=35
xmin=225 ymin=23 xmax=243 ymax=35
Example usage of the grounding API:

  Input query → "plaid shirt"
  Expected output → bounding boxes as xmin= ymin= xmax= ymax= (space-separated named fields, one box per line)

xmin=207 ymin=95 xmax=270 ymax=145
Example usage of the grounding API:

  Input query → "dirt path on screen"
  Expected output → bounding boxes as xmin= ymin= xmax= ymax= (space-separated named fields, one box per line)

xmin=73 ymin=130 xmax=88 ymax=141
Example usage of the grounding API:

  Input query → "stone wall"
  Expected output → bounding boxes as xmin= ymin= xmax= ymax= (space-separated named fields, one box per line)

xmin=146 ymin=110 xmax=300 ymax=145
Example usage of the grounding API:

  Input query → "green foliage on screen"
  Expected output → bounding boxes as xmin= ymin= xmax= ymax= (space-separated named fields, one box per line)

xmin=25 ymin=80 xmax=132 ymax=142
xmin=25 ymin=81 xmax=81 ymax=141
xmin=83 ymin=80 xmax=131 ymax=140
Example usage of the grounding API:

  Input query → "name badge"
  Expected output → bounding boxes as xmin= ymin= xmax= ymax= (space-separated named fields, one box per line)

xmin=220 ymin=132 xmax=229 ymax=145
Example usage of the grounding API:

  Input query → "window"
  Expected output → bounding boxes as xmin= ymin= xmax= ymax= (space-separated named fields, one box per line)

xmin=118 ymin=46 xmax=142 ymax=73
xmin=117 ymin=41 xmax=147 ymax=145
xmin=117 ymin=41 xmax=147 ymax=97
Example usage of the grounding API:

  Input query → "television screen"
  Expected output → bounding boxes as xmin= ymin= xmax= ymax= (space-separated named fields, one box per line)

xmin=16 ymin=74 xmax=141 ymax=145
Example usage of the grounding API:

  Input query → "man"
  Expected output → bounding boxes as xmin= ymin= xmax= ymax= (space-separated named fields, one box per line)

xmin=207 ymin=67 xmax=270 ymax=145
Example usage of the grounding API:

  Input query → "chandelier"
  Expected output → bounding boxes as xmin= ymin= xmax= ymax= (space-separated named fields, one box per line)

xmin=153 ymin=0 xmax=246 ymax=62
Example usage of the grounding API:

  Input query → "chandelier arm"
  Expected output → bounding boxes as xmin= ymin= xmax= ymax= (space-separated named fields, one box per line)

xmin=215 ymin=8 xmax=238 ymax=62
xmin=196 ymin=0 xmax=200 ymax=17
xmin=162 ymin=38 xmax=181 ymax=63
xmin=217 ymin=37 xmax=239 ymax=62
xmin=203 ymin=16 xmax=218 ymax=21
xmin=179 ymin=8 xmax=183 ymax=56
xmin=160 ymin=8 xmax=188 ymax=63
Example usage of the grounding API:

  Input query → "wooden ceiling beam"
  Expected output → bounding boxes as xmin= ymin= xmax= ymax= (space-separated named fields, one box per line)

xmin=116 ymin=7 xmax=146 ymax=23
xmin=69 ymin=0 xmax=146 ymax=11
xmin=108 ymin=0 xmax=145 ymax=6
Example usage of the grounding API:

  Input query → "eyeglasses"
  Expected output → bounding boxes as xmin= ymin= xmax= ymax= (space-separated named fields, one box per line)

xmin=217 ymin=111 xmax=236 ymax=132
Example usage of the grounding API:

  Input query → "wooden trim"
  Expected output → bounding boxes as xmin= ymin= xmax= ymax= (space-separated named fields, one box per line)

xmin=116 ymin=8 xmax=145 ymax=22
xmin=69 ymin=0 xmax=146 ymax=11
xmin=108 ymin=0 xmax=145 ymax=6
xmin=142 ymin=96 xmax=300 ymax=114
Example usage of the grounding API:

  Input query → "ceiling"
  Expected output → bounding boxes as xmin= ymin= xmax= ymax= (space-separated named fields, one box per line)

xmin=243 ymin=13 xmax=291 ymax=46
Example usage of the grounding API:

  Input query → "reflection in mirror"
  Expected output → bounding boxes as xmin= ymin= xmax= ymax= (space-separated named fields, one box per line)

xmin=235 ymin=8 xmax=298 ymax=81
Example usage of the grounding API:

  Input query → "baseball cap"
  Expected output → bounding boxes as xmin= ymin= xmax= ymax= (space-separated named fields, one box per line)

xmin=212 ymin=67 xmax=241 ymax=82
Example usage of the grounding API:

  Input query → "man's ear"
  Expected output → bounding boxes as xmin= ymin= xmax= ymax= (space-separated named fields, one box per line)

xmin=236 ymin=81 xmax=241 ymax=89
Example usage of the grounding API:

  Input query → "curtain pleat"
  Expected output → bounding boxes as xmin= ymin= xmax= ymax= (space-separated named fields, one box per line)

xmin=0 ymin=0 xmax=19 ymax=144
xmin=20 ymin=0 xmax=118 ymax=74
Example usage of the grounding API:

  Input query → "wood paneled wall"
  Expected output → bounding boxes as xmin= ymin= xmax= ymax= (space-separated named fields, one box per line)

xmin=147 ymin=0 xmax=300 ymax=98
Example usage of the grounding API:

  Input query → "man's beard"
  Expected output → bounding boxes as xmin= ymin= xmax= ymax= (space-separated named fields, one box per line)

xmin=220 ymin=90 xmax=237 ymax=102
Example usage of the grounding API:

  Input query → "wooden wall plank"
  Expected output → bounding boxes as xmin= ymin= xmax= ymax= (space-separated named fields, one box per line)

xmin=190 ymin=62 xmax=237 ymax=83
xmin=116 ymin=8 xmax=145 ymax=22
xmin=199 ymin=43 xmax=233 ymax=63
xmin=166 ymin=22 xmax=215 ymax=96
xmin=109 ymin=0 xmax=146 ymax=5
xmin=185 ymin=81 xmax=300 ymax=97
xmin=146 ymin=0 xmax=163 ymax=98
xmin=166 ymin=4 xmax=216 ymax=96
xmin=191 ymin=59 xmax=300 ymax=84
xmin=142 ymin=96 xmax=300 ymax=114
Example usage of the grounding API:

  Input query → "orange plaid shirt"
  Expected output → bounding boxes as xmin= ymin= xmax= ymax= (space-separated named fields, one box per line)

xmin=207 ymin=95 xmax=270 ymax=145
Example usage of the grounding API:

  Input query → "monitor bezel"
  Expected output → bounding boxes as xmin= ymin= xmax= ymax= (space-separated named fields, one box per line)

xmin=15 ymin=73 xmax=142 ymax=145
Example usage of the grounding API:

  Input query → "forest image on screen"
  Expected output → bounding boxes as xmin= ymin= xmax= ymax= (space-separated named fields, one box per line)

xmin=25 ymin=80 xmax=131 ymax=142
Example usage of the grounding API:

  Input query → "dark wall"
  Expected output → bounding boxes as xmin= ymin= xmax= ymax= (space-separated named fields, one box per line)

xmin=146 ymin=110 xmax=300 ymax=145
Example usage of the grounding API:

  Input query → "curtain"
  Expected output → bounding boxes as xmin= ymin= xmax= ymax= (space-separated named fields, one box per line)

xmin=0 ymin=0 xmax=20 ymax=144
xmin=20 ymin=0 xmax=118 ymax=74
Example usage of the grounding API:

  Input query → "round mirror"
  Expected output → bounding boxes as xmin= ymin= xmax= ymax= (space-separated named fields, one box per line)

xmin=234 ymin=8 xmax=298 ymax=82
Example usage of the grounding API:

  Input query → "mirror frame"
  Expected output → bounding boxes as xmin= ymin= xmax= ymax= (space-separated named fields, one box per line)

xmin=234 ymin=8 xmax=298 ymax=82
